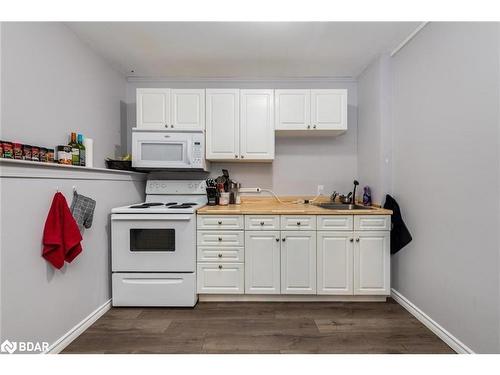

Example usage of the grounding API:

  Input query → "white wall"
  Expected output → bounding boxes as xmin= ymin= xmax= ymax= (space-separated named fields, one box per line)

xmin=390 ymin=23 xmax=500 ymax=353
xmin=1 ymin=22 xmax=127 ymax=168
xmin=0 ymin=22 xmax=145 ymax=351
xmin=357 ymin=55 xmax=392 ymax=204
xmin=127 ymin=80 xmax=359 ymax=196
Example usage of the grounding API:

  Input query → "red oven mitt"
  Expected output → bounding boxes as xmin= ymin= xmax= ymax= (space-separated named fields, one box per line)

xmin=42 ymin=192 xmax=83 ymax=269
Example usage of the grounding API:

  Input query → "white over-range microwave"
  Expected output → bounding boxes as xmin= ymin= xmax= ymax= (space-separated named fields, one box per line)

xmin=132 ymin=129 xmax=208 ymax=171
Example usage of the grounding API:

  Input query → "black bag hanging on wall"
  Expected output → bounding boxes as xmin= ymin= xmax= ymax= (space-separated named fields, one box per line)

xmin=383 ymin=194 xmax=412 ymax=254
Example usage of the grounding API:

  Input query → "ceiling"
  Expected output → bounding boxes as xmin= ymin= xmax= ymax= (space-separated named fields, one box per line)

xmin=67 ymin=22 xmax=421 ymax=79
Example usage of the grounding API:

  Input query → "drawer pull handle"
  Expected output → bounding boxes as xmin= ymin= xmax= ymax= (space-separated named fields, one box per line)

xmin=260 ymin=221 xmax=265 ymax=226
xmin=218 ymin=253 xmax=223 ymax=258
xmin=218 ymin=265 xmax=223 ymax=269
xmin=218 ymin=237 xmax=222 ymax=241
xmin=275 ymin=238 xmax=279 ymax=242
xmin=350 ymin=238 xmax=354 ymax=242
xmin=296 ymin=222 xmax=301 ymax=226
xmin=356 ymin=238 xmax=360 ymax=242
xmin=282 ymin=238 xmax=286 ymax=242
xmin=218 ymin=221 xmax=222 ymax=225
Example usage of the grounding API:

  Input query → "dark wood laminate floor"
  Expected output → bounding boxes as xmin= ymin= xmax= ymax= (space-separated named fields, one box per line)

xmin=62 ymin=299 xmax=454 ymax=354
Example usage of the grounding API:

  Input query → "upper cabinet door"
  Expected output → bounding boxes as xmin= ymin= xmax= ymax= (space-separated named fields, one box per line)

xmin=311 ymin=89 xmax=347 ymax=130
xmin=136 ymin=88 xmax=171 ymax=129
xmin=240 ymin=89 xmax=274 ymax=161
xmin=170 ymin=89 xmax=205 ymax=130
xmin=275 ymin=89 xmax=310 ymax=130
xmin=206 ymin=89 xmax=240 ymax=160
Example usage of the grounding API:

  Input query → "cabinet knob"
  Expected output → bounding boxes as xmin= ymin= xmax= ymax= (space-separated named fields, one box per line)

xmin=218 ymin=265 xmax=223 ymax=269
xmin=356 ymin=238 xmax=360 ymax=242
xmin=313 ymin=125 xmax=317 ymax=129
xmin=241 ymin=155 xmax=245 ymax=159
xmin=171 ymin=125 xmax=174 ymax=128
xmin=296 ymin=222 xmax=301 ymax=226
xmin=218 ymin=253 xmax=223 ymax=258
xmin=276 ymin=238 xmax=279 ymax=242
xmin=218 ymin=221 xmax=222 ymax=225
xmin=307 ymin=125 xmax=311 ymax=129
xmin=260 ymin=221 xmax=265 ymax=226
xmin=235 ymin=155 xmax=239 ymax=158
xmin=350 ymin=238 xmax=354 ymax=242
xmin=218 ymin=237 xmax=222 ymax=241
xmin=164 ymin=124 xmax=168 ymax=128
xmin=282 ymin=238 xmax=286 ymax=242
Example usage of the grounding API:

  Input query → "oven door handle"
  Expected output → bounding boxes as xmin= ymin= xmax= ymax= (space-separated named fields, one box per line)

xmin=111 ymin=214 xmax=193 ymax=221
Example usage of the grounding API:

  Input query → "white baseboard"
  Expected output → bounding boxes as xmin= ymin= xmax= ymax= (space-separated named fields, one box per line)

xmin=391 ymin=288 xmax=474 ymax=354
xmin=199 ymin=294 xmax=387 ymax=302
xmin=45 ymin=299 xmax=112 ymax=354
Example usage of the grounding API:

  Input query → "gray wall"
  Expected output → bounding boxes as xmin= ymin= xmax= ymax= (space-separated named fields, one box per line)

xmin=0 ymin=22 xmax=145 ymax=351
xmin=390 ymin=23 xmax=500 ymax=353
xmin=1 ymin=22 xmax=126 ymax=168
xmin=127 ymin=80 xmax=359 ymax=196
xmin=357 ymin=55 xmax=392 ymax=204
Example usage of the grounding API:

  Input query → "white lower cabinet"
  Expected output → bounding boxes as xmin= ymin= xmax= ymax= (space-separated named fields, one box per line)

xmin=197 ymin=263 xmax=244 ymax=294
xmin=317 ymin=231 xmax=354 ymax=295
xmin=245 ymin=231 xmax=281 ymax=294
xmin=353 ymin=231 xmax=390 ymax=295
xmin=280 ymin=231 xmax=316 ymax=294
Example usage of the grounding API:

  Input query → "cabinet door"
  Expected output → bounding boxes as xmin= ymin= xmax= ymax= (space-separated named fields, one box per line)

xmin=275 ymin=89 xmax=310 ymax=130
xmin=245 ymin=231 xmax=280 ymax=294
xmin=136 ymin=88 xmax=171 ymax=128
xmin=206 ymin=89 xmax=240 ymax=160
xmin=317 ymin=232 xmax=354 ymax=295
xmin=311 ymin=89 xmax=347 ymax=130
xmin=280 ymin=231 xmax=316 ymax=294
xmin=171 ymin=89 xmax=205 ymax=130
xmin=354 ymin=231 xmax=390 ymax=295
xmin=240 ymin=89 xmax=274 ymax=160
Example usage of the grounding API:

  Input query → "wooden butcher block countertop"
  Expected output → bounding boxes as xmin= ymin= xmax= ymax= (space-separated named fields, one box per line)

xmin=197 ymin=197 xmax=393 ymax=215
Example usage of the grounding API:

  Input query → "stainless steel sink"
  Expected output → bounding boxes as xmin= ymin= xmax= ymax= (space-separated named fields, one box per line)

xmin=315 ymin=203 xmax=372 ymax=210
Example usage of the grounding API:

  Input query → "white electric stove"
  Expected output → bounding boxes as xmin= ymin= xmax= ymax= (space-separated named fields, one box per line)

xmin=111 ymin=180 xmax=207 ymax=307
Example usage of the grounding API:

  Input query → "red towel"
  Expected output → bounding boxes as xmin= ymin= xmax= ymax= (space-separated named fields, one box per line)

xmin=42 ymin=192 xmax=83 ymax=269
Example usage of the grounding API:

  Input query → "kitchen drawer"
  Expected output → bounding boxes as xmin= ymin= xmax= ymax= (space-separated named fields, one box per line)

xmin=354 ymin=215 xmax=391 ymax=231
xmin=245 ymin=215 xmax=280 ymax=230
xmin=317 ymin=215 xmax=353 ymax=231
xmin=197 ymin=247 xmax=244 ymax=262
xmin=197 ymin=215 xmax=244 ymax=230
xmin=197 ymin=230 xmax=244 ymax=247
xmin=197 ymin=263 xmax=244 ymax=294
xmin=280 ymin=215 xmax=316 ymax=230
xmin=112 ymin=272 xmax=197 ymax=307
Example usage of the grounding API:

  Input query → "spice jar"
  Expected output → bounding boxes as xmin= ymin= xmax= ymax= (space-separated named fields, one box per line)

xmin=0 ymin=141 xmax=3 ymax=158
xmin=13 ymin=143 xmax=23 ymax=160
xmin=2 ymin=142 xmax=13 ymax=159
xmin=56 ymin=145 xmax=72 ymax=165
xmin=39 ymin=147 xmax=48 ymax=163
xmin=22 ymin=144 xmax=32 ymax=161
xmin=31 ymin=146 xmax=40 ymax=162
xmin=47 ymin=148 xmax=55 ymax=163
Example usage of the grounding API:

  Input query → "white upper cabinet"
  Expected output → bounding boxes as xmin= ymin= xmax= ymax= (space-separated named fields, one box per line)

xmin=137 ymin=88 xmax=205 ymax=130
xmin=275 ymin=89 xmax=310 ymax=130
xmin=205 ymin=89 xmax=240 ymax=160
xmin=311 ymin=89 xmax=347 ymax=130
xmin=206 ymin=89 xmax=274 ymax=161
xmin=170 ymin=89 xmax=205 ymax=130
xmin=275 ymin=89 xmax=347 ymax=134
xmin=136 ymin=88 xmax=171 ymax=129
xmin=240 ymin=89 xmax=274 ymax=160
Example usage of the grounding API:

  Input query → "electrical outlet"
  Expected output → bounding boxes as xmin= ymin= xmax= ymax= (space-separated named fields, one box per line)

xmin=317 ymin=185 xmax=324 ymax=195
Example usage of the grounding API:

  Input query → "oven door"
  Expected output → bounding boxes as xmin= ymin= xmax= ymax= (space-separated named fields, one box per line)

xmin=111 ymin=214 xmax=196 ymax=272
xmin=132 ymin=131 xmax=192 ymax=169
